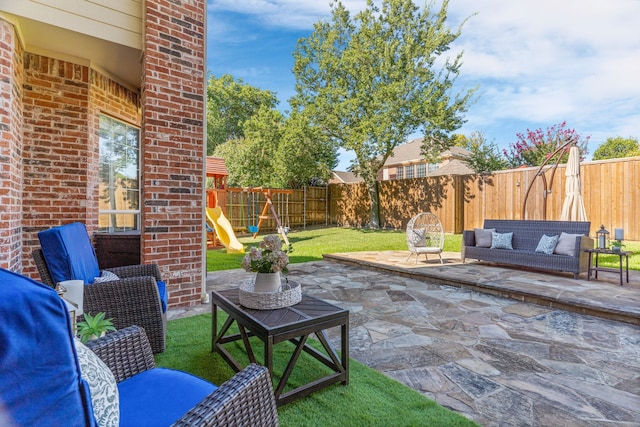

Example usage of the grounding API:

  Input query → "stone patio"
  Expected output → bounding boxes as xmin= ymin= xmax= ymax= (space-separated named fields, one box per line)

xmin=169 ymin=251 xmax=640 ymax=426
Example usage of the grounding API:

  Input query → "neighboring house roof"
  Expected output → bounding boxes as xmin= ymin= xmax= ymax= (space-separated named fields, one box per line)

xmin=383 ymin=137 xmax=471 ymax=166
xmin=330 ymin=170 xmax=364 ymax=184
xmin=428 ymin=159 xmax=474 ymax=176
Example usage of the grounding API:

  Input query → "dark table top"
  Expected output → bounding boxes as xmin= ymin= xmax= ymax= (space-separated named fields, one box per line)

xmin=211 ymin=288 xmax=348 ymax=342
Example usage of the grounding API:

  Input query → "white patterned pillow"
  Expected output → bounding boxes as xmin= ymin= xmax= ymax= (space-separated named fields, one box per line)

xmin=535 ymin=234 xmax=559 ymax=255
xmin=93 ymin=270 xmax=120 ymax=283
xmin=490 ymin=232 xmax=513 ymax=250
xmin=74 ymin=338 xmax=120 ymax=427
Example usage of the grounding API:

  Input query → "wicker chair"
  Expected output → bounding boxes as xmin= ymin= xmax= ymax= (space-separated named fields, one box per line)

xmin=33 ymin=248 xmax=167 ymax=353
xmin=88 ymin=326 xmax=279 ymax=426
xmin=406 ymin=213 xmax=444 ymax=264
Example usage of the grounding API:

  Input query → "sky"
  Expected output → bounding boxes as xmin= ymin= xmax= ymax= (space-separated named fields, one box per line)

xmin=207 ymin=0 xmax=640 ymax=170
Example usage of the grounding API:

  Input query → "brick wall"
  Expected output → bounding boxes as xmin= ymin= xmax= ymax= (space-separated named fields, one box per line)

xmin=0 ymin=20 xmax=23 ymax=271
xmin=142 ymin=0 xmax=206 ymax=307
xmin=20 ymin=54 xmax=91 ymax=277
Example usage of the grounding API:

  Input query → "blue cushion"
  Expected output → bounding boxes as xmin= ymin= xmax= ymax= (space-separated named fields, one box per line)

xmin=0 ymin=268 xmax=97 ymax=426
xmin=38 ymin=223 xmax=101 ymax=285
xmin=156 ymin=280 xmax=168 ymax=313
xmin=118 ymin=368 xmax=216 ymax=426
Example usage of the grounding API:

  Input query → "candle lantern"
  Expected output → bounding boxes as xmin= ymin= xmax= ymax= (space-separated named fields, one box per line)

xmin=596 ymin=225 xmax=609 ymax=250
xmin=614 ymin=228 xmax=624 ymax=241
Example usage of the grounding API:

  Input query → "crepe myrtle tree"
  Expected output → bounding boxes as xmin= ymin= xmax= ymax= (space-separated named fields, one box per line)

xmin=291 ymin=0 xmax=476 ymax=228
xmin=503 ymin=121 xmax=590 ymax=168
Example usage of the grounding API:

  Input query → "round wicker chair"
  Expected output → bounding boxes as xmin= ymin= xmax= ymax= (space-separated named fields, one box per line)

xmin=406 ymin=212 xmax=444 ymax=264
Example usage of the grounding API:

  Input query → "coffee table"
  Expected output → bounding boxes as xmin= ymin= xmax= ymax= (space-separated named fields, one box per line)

xmin=211 ymin=287 xmax=349 ymax=406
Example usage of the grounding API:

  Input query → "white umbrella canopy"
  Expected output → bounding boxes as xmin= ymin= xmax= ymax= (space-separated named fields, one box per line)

xmin=560 ymin=145 xmax=588 ymax=221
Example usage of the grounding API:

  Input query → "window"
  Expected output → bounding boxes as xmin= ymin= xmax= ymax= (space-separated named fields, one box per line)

xmin=396 ymin=166 xmax=404 ymax=180
xmin=428 ymin=163 xmax=439 ymax=174
xmin=405 ymin=165 xmax=415 ymax=179
xmin=98 ymin=115 xmax=140 ymax=232
xmin=417 ymin=163 xmax=427 ymax=178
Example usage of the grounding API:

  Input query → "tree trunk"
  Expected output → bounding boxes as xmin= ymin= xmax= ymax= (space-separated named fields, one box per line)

xmin=366 ymin=179 xmax=380 ymax=228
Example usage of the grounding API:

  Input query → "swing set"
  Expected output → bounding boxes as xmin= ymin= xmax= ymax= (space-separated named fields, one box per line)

xmin=226 ymin=187 xmax=293 ymax=245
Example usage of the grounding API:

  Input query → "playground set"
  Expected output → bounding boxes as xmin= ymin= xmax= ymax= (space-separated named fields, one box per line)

xmin=205 ymin=157 xmax=293 ymax=253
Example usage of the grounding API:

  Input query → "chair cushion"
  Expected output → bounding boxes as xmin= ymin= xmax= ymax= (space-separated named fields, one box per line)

xmin=117 ymin=368 xmax=217 ymax=427
xmin=0 ymin=268 xmax=97 ymax=427
xmin=156 ymin=280 xmax=168 ymax=313
xmin=75 ymin=338 xmax=120 ymax=427
xmin=38 ymin=222 xmax=101 ymax=285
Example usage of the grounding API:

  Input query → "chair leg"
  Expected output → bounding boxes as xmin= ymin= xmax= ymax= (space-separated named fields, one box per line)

xmin=406 ymin=252 xmax=415 ymax=263
xmin=438 ymin=253 xmax=443 ymax=264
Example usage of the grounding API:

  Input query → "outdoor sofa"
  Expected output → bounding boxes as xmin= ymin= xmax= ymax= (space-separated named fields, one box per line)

xmin=462 ymin=219 xmax=593 ymax=278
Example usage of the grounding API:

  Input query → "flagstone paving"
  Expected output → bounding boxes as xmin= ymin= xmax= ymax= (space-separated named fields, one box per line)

xmin=169 ymin=253 xmax=640 ymax=427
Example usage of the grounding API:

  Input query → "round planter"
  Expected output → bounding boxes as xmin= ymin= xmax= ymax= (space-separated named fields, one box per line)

xmin=253 ymin=272 xmax=281 ymax=293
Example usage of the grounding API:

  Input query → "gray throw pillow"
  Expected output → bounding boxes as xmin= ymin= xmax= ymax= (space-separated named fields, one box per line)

xmin=535 ymin=234 xmax=559 ymax=255
xmin=490 ymin=232 xmax=513 ymax=250
xmin=474 ymin=228 xmax=495 ymax=248
xmin=554 ymin=232 xmax=583 ymax=256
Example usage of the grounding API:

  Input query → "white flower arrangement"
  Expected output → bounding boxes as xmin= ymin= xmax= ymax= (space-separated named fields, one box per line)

xmin=242 ymin=234 xmax=290 ymax=274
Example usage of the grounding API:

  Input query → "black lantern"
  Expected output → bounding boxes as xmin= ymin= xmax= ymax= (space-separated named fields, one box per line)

xmin=596 ymin=225 xmax=609 ymax=250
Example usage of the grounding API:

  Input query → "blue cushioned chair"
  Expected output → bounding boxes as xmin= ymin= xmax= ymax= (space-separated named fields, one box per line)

xmin=34 ymin=222 xmax=167 ymax=353
xmin=0 ymin=268 xmax=278 ymax=426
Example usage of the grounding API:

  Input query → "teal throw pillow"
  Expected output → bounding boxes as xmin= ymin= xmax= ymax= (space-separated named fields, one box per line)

xmin=535 ymin=234 xmax=559 ymax=255
xmin=490 ymin=232 xmax=513 ymax=250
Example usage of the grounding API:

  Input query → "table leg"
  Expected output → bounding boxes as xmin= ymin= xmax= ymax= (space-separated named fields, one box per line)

xmin=211 ymin=303 xmax=218 ymax=352
xmin=587 ymin=252 xmax=593 ymax=281
xmin=342 ymin=321 xmax=349 ymax=385
xmin=618 ymin=254 xmax=623 ymax=286
xmin=595 ymin=252 xmax=599 ymax=279
xmin=626 ymin=254 xmax=630 ymax=284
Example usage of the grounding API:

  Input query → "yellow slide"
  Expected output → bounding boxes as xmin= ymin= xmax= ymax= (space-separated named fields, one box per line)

xmin=206 ymin=207 xmax=244 ymax=254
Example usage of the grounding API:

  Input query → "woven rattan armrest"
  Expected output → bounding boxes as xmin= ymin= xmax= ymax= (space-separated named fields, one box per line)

xmin=86 ymin=325 xmax=156 ymax=382
xmin=106 ymin=263 xmax=162 ymax=281
xmin=83 ymin=276 xmax=166 ymax=353
xmin=174 ymin=363 xmax=279 ymax=427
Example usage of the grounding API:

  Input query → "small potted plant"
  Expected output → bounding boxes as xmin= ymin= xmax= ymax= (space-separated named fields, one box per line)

xmin=242 ymin=235 xmax=291 ymax=293
xmin=77 ymin=312 xmax=116 ymax=343
xmin=611 ymin=240 xmax=624 ymax=252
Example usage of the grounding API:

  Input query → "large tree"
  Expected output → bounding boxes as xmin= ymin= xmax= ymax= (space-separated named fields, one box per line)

xmin=592 ymin=136 xmax=640 ymax=160
xmin=206 ymin=74 xmax=278 ymax=155
xmin=461 ymin=131 xmax=508 ymax=175
xmin=291 ymin=0 xmax=475 ymax=227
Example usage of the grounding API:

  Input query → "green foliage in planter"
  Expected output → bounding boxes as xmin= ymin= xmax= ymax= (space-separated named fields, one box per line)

xmin=77 ymin=312 xmax=116 ymax=343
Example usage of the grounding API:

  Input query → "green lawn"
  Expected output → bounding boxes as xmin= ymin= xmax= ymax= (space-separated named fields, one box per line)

xmin=207 ymin=226 xmax=639 ymax=272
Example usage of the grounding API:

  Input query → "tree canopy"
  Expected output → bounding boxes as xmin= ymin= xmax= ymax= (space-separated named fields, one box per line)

xmin=460 ymin=131 xmax=508 ymax=175
xmin=206 ymin=74 xmax=278 ymax=155
xmin=291 ymin=0 xmax=475 ymax=227
xmin=592 ymin=137 xmax=640 ymax=160
xmin=502 ymin=121 xmax=590 ymax=168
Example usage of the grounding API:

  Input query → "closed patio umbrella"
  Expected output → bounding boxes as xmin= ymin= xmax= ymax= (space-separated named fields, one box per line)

xmin=560 ymin=145 xmax=587 ymax=221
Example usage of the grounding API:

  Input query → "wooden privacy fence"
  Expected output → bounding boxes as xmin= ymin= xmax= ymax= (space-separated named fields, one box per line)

xmin=210 ymin=186 xmax=329 ymax=234
xmin=328 ymin=156 xmax=640 ymax=241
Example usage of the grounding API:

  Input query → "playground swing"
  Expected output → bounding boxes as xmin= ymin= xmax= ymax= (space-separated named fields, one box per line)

xmin=247 ymin=191 xmax=259 ymax=234
xmin=276 ymin=193 xmax=291 ymax=234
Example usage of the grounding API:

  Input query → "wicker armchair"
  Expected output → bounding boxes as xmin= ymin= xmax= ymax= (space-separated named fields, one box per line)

xmin=87 ymin=326 xmax=279 ymax=426
xmin=33 ymin=248 xmax=166 ymax=353
xmin=406 ymin=212 xmax=444 ymax=264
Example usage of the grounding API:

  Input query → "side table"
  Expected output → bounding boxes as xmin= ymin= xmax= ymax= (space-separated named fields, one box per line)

xmin=585 ymin=248 xmax=633 ymax=286
xmin=211 ymin=287 xmax=349 ymax=406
